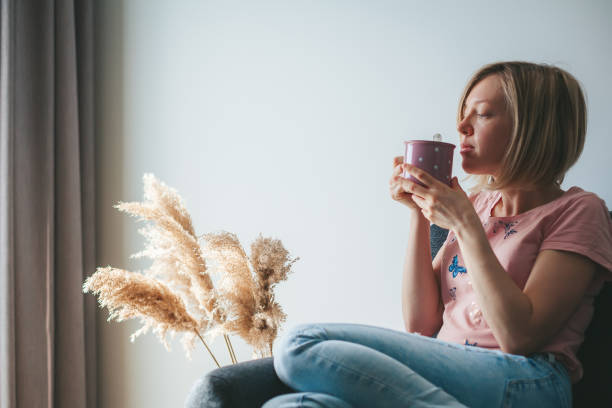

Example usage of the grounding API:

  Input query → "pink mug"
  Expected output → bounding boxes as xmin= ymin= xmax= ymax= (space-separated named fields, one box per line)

xmin=403 ymin=140 xmax=456 ymax=186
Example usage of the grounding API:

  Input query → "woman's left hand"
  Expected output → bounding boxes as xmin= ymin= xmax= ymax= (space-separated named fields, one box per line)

xmin=400 ymin=163 xmax=479 ymax=231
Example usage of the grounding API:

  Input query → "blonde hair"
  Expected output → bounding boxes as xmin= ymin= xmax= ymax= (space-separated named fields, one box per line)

xmin=458 ymin=61 xmax=587 ymax=193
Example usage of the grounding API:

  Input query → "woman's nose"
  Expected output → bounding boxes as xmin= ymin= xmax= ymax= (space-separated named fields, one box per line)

xmin=457 ymin=119 xmax=473 ymax=136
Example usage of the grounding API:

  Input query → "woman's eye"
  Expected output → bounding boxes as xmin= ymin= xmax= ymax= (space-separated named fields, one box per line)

xmin=477 ymin=113 xmax=490 ymax=118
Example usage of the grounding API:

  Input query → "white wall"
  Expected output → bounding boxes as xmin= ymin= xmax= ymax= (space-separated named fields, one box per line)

xmin=94 ymin=1 xmax=612 ymax=406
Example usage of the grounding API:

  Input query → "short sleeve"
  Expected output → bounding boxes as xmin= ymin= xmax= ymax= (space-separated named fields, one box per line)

xmin=540 ymin=193 xmax=612 ymax=278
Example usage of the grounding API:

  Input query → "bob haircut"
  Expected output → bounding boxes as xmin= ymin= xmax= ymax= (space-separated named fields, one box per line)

xmin=458 ymin=61 xmax=587 ymax=192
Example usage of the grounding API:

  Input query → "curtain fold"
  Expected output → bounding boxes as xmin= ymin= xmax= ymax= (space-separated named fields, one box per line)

xmin=0 ymin=0 xmax=96 ymax=407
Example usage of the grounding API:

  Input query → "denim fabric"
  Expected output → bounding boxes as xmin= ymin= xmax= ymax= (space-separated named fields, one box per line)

xmin=263 ymin=392 xmax=354 ymax=408
xmin=262 ymin=323 xmax=571 ymax=408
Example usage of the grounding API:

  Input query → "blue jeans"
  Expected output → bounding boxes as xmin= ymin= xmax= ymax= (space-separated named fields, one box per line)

xmin=262 ymin=323 xmax=571 ymax=408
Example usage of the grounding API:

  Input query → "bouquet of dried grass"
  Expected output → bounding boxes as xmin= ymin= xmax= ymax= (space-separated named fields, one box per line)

xmin=203 ymin=232 xmax=298 ymax=359
xmin=83 ymin=174 xmax=299 ymax=366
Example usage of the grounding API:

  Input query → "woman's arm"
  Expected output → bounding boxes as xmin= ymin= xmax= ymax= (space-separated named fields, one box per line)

xmin=390 ymin=156 xmax=443 ymax=335
xmin=402 ymin=210 xmax=443 ymax=336
xmin=455 ymin=220 xmax=597 ymax=355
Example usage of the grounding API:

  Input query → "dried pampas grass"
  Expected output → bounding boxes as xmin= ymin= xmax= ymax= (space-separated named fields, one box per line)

xmin=249 ymin=235 xmax=299 ymax=357
xmin=115 ymin=174 xmax=225 ymax=328
xmin=84 ymin=173 xmax=299 ymax=366
xmin=83 ymin=266 xmax=196 ymax=339
xmin=202 ymin=232 xmax=299 ymax=358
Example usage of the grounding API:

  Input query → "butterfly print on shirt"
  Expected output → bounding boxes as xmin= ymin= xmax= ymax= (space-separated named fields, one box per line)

xmin=448 ymin=255 xmax=467 ymax=278
xmin=492 ymin=220 xmax=519 ymax=239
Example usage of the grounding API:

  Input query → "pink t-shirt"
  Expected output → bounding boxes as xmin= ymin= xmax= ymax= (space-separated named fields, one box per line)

xmin=435 ymin=186 xmax=612 ymax=383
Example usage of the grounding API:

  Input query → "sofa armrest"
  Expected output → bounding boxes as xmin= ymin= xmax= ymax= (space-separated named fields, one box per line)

xmin=185 ymin=357 xmax=293 ymax=408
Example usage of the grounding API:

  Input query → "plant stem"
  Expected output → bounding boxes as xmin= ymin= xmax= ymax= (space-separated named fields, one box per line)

xmin=223 ymin=335 xmax=234 ymax=364
xmin=228 ymin=336 xmax=238 ymax=363
xmin=224 ymin=334 xmax=237 ymax=364
xmin=195 ymin=330 xmax=220 ymax=368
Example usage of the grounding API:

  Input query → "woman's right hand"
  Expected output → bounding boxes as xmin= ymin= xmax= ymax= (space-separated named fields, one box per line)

xmin=389 ymin=156 xmax=420 ymax=211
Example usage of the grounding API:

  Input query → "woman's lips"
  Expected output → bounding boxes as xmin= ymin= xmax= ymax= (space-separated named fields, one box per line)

xmin=460 ymin=144 xmax=474 ymax=153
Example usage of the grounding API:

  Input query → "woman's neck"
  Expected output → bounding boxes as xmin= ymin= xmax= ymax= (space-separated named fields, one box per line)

xmin=491 ymin=185 xmax=565 ymax=217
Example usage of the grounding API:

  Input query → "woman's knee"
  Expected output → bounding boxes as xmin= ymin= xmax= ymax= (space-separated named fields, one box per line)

xmin=273 ymin=323 xmax=328 ymax=383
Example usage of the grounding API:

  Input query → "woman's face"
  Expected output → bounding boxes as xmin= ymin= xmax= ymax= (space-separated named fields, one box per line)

xmin=457 ymin=74 xmax=513 ymax=177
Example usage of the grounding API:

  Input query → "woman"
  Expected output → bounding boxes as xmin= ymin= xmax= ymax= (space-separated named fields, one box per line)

xmin=262 ymin=62 xmax=612 ymax=408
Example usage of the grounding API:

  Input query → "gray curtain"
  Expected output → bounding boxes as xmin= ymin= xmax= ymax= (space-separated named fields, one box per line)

xmin=0 ymin=0 xmax=96 ymax=407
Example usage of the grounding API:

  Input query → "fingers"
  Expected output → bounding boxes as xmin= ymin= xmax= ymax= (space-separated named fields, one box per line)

xmin=402 ymin=163 xmax=439 ymax=188
xmin=390 ymin=184 xmax=411 ymax=203
xmin=390 ymin=176 xmax=413 ymax=196
xmin=390 ymin=156 xmax=406 ymax=180
xmin=393 ymin=156 xmax=404 ymax=168
xmin=391 ymin=184 xmax=421 ymax=208
xmin=410 ymin=193 xmax=427 ymax=207
xmin=391 ymin=184 xmax=406 ymax=199
xmin=400 ymin=177 xmax=428 ymax=197
xmin=450 ymin=176 xmax=463 ymax=191
xmin=392 ymin=164 xmax=404 ymax=178
xmin=389 ymin=171 xmax=427 ymax=196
